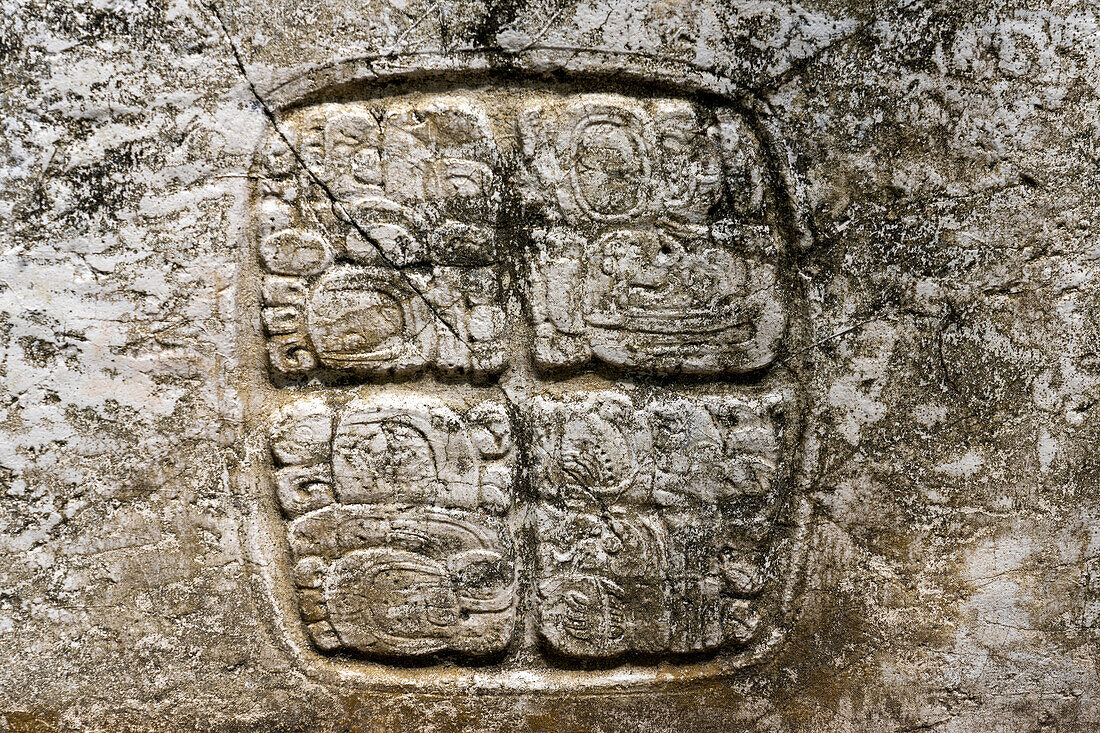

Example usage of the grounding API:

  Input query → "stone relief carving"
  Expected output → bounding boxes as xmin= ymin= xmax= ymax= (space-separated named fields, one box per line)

xmin=516 ymin=95 xmax=785 ymax=374
xmin=270 ymin=393 xmax=518 ymax=657
xmin=254 ymin=97 xmax=507 ymax=380
xmin=528 ymin=387 xmax=799 ymax=658
xmin=249 ymin=84 xmax=809 ymax=677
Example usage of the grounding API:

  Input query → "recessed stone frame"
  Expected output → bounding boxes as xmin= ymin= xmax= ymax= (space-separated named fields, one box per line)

xmin=236 ymin=49 xmax=816 ymax=693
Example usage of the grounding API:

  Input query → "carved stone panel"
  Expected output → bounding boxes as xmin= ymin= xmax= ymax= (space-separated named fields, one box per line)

xmin=248 ymin=81 xmax=808 ymax=683
xmin=11 ymin=0 xmax=1094 ymax=725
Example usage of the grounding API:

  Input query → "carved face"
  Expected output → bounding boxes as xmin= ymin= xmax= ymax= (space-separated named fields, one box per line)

xmin=569 ymin=112 xmax=648 ymax=220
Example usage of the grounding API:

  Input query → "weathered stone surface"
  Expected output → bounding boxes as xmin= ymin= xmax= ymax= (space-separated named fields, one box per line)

xmin=3 ymin=0 xmax=1100 ymax=730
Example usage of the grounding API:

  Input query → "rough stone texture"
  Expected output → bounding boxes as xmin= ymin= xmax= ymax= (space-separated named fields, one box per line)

xmin=2 ymin=0 xmax=1100 ymax=731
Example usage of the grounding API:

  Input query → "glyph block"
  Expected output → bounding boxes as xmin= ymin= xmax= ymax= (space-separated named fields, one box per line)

xmin=252 ymin=97 xmax=507 ymax=381
xmin=268 ymin=393 xmax=518 ymax=659
xmin=517 ymin=94 xmax=786 ymax=375
xmin=527 ymin=386 xmax=798 ymax=659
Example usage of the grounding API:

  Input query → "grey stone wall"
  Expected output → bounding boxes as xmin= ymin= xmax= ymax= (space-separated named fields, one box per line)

xmin=2 ymin=0 xmax=1099 ymax=730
